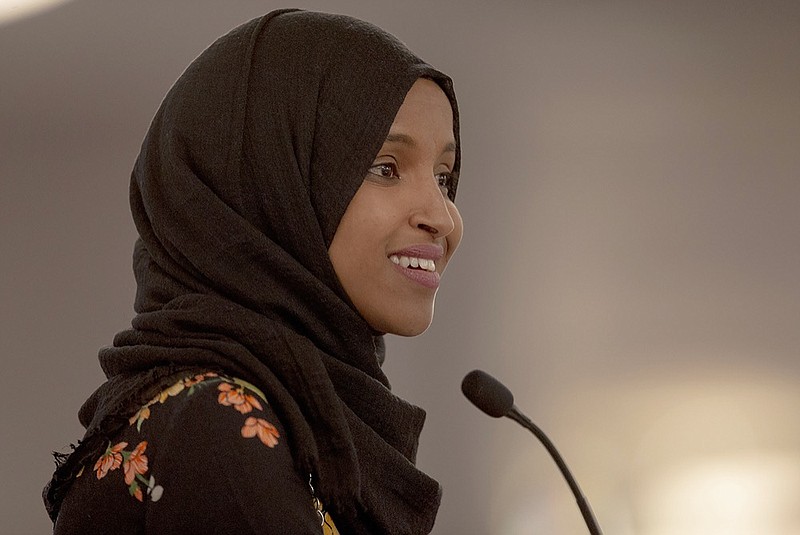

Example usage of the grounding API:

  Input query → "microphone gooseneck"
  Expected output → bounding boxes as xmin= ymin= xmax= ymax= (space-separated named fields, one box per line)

xmin=461 ymin=370 xmax=603 ymax=535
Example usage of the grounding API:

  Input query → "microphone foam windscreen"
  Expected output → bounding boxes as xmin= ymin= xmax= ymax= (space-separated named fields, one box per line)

xmin=461 ymin=369 xmax=514 ymax=418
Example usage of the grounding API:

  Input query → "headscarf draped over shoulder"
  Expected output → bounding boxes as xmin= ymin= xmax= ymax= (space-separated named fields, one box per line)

xmin=44 ymin=9 xmax=460 ymax=535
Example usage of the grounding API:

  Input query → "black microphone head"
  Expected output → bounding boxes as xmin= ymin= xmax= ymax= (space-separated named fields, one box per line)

xmin=461 ymin=369 xmax=514 ymax=418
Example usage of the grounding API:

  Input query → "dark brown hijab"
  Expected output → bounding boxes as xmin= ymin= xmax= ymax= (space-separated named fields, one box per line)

xmin=45 ymin=9 xmax=460 ymax=534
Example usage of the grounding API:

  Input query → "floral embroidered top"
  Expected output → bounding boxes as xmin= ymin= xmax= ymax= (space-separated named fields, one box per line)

xmin=54 ymin=372 xmax=338 ymax=535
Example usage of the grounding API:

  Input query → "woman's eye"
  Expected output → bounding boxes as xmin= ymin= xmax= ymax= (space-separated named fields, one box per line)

xmin=367 ymin=162 xmax=400 ymax=180
xmin=436 ymin=171 xmax=456 ymax=195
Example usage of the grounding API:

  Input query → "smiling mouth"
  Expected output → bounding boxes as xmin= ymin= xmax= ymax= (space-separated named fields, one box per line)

xmin=389 ymin=254 xmax=437 ymax=272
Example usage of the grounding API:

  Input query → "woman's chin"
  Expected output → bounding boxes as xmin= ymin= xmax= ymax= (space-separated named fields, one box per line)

xmin=375 ymin=313 xmax=434 ymax=338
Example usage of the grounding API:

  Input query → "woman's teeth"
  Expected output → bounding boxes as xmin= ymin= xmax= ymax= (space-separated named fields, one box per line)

xmin=389 ymin=255 xmax=436 ymax=272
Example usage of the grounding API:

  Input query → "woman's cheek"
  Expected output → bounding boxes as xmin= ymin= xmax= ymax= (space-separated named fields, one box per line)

xmin=445 ymin=202 xmax=464 ymax=260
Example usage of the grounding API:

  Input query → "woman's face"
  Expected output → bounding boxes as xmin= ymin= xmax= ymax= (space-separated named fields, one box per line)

xmin=329 ymin=78 xmax=463 ymax=336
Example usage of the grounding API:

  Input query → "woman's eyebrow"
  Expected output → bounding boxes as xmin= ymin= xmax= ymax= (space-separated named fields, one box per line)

xmin=384 ymin=132 xmax=457 ymax=154
xmin=385 ymin=132 xmax=417 ymax=147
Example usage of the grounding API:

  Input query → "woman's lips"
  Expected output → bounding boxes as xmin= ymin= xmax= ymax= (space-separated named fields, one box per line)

xmin=390 ymin=262 xmax=441 ymax=289
xmin=387 ymin=244 xmax=444 ymax=289
xmin=389 ymin=243 xmax=444 ymax=261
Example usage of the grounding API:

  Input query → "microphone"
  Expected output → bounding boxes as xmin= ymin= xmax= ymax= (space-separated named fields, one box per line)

xmin=461 ymin=370 xmax=603 ymax=535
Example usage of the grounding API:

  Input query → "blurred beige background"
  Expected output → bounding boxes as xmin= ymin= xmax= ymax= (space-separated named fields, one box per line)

xmin=2 ymin=1 xmax=799 ymax=533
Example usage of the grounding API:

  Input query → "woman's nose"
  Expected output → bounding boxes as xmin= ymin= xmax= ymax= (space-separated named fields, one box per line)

xmin=409 ymin=176 xmax=456 ymax=238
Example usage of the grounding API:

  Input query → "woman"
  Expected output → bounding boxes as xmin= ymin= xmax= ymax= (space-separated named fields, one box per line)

xmin=44 ymin=9 xmax=462 ymax=535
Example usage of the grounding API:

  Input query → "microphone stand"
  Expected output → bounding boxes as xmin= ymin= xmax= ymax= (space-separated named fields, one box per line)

xmin=507 ymin=406 xmax=603 ymax=535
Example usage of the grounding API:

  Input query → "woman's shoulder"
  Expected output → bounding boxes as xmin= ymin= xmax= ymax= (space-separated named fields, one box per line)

xmin=130 ymin=371 xmax=283 ymax=449
xmin=122 ymin=372 xmax=287 ymax=486
xmin=55 ymin=372 xmax=326 ymax=535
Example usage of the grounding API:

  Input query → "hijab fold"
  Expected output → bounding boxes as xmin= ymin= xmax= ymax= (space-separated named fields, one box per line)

xmin=45 ymin=9 xmax=460 ymax=534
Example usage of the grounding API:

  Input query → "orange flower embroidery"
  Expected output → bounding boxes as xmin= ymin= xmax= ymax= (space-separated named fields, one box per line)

xmin=129 ymin=404 xmax=151 ymax=430
xmin=94 ymin=442 xmax=127 ymax=479
xmin=218 ymin=382 xmax=263 ymax=414
xmin=123 ymin=441 xmax=149 ymax=487
xmin=241 ymin=417 xmax=280 ymax=448
xmin=184 ymin=371 xmax=218 ymax=388
xmin=157 ymin=381 xmax=185 ymax=403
